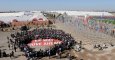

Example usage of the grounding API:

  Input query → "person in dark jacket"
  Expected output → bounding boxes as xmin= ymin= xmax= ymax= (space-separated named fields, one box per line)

xmin=0 ymin=49 xmax=1 ymax=58
xmin=11 ymin=51 xmax=14 ymax=57
xmin=3 ymin=51 xmax=7 ymax=57
xmin=14 ymin=46 xmax=17 ymax=52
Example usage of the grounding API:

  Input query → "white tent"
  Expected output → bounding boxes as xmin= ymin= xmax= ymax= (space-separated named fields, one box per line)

xmin=49 ymin=11 xmax=113 ymax=16
xmin=0 ymin=11 xmax=48 ymax=23
xmin=29 ymin=11 xmax=48 ymax=21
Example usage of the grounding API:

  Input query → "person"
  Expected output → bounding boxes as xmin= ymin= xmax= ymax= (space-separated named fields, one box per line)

xmin=55 ymin=52 xmax=58 ymax=58
xmin=14 ymin=46 xmax=17 ymax=52
xmin=29 ymin=52 xmax=32 ymax=59
xmin=3 ymin=51 xmax=7 ymax=57
xmin=7 ymin=36 xmax=9 ymax=40
xmin=68 ymin=53 xmax=72 ymax=60
xmin=0 ymin=49 xmax=1 ymax=58
xmin=11 ymin=51 xmax=14 ymax=57
xmin=9 ymin=53 xmax=12 ymax=58
xmin=58 ymin=51 xmax=61 ymax=59
xmin=48 ymin=50 xmax=51 ymax=59
xmin=8 ymin=44 xmax=10 ymax=49
xmin=79 ymin=41 xmax=82 ymax=45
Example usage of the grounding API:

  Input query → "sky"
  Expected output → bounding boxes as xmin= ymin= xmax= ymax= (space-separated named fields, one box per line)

xmin=0 ymin=0 xmax=115 ymax=11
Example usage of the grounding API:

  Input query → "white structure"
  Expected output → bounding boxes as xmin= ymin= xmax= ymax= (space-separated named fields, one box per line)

xmin=29 ymin=11 xmax=47 ymax=21
xmin=0 ymin=12 xmax=24 ymax=17
xmin=0 ymin=11 xmax=48 ymax=23
xmin=49 ymin=11 xmax=113 ymax=16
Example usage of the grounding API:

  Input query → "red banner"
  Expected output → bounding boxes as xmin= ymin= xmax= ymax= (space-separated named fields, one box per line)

xmin=28 ymin=39 xmax=62 ymax=46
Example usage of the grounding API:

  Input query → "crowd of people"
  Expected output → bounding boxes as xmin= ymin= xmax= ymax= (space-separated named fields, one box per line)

xmin=7 ymin=28 xmax=76 ymax=60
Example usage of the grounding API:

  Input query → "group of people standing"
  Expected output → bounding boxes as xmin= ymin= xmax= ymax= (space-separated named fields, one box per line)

xmin=8 ymin=28 xmax=76 ymax=60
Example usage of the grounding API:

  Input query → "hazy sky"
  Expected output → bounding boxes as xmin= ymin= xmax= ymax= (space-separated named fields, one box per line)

xmin=0 ymin=0 xmax=115 ymax=11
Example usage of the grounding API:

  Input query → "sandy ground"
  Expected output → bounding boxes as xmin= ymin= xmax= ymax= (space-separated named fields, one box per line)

xmin=54 ymin=22 xmax=115 ymax=60
xmin=0 ymin=22 xmax=115 ymax=60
